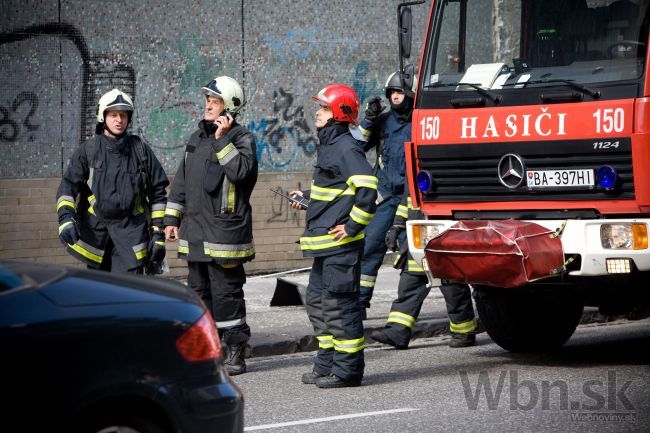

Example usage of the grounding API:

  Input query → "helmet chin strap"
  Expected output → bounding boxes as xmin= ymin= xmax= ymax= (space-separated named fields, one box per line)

xmin=103 ymin=121 xmax=128 ymax=138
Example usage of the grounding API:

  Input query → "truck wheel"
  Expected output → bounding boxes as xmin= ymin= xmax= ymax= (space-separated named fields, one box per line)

xmin=473 ymin=285 xmax=583 ymax=352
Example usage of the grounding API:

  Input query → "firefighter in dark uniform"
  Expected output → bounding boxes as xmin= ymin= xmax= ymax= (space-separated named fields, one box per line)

xmin=290 ymin=84 xmax=377 ymax=388
xmin=370 ymin=183 xmax=477 ymax=349
xmin=56 ymin=89 xmax=169 ymax=274
xmin=164 ymin=76 xmax=257 ymax=375
xmin=356 ymin=72 xmax=413 ymax=313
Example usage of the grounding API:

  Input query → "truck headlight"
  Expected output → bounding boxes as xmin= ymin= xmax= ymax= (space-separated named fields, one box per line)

xmin=600 ymin=223 xmax=648 ymax=249
xmin=412 ymin=224 xmax=442 ymax=249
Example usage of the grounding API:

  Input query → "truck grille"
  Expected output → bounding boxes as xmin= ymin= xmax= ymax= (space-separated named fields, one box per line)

xmin=417 ymin=138 xmax=634 ymax=202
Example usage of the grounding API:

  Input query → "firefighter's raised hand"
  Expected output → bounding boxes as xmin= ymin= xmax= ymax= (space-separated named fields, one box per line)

xmin=364 ymin=97 xmax=385 ymax=122
xmin=214 ymin=113 xmax=234 ymax=139
xmin=165 ymin=226 xmax=179 ymax=242
xmin=328 ymin=224 xmax=349 ymax=241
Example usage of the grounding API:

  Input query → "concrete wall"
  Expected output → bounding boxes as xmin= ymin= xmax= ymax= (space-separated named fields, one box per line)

xmin=0 ymin=0 xmax=432 ymax=177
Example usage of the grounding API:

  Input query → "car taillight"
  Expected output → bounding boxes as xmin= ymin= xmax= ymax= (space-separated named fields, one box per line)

xmin=176 ymin=312 xmax=222 ymax=362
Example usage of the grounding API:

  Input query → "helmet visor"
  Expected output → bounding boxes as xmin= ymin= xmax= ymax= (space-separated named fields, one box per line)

xmin=105 ymin=94 xmax=133 ymax=112
xmin=104 ymin=105 xmax=132 ymax=112
xmin=202 ymin=79 xmax=222 ymax=98
xmin=311 ymin=95 xmax=328 ymax=106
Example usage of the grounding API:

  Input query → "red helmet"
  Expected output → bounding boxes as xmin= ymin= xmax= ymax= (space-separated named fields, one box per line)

xmin=312 ymin=84 xmax=359 ymax=125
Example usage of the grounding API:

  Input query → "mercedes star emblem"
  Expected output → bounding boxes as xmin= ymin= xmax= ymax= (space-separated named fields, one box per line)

xmin=497 ymin=153 xmax=525 ymax=189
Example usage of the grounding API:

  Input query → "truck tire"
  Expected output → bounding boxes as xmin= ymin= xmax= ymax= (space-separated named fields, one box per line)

xmin=473 ymin=285 xmax=583 ymax=352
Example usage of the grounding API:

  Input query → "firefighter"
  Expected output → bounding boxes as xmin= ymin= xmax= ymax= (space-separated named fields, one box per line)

xmin=164 ymin=76 xmax=257 ymax=376
xmin=56 ymin=89 xmax=169 ymax=274
xmin=289 ymin=84 xmax=377 ymax=388
xmin=357 ymin=72 xmax=413 ymax=314
xmin=370 ymin=183 xmax=477 ymax=349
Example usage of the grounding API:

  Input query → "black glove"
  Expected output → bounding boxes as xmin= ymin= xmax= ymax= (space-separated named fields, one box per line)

xmin=59 ymin=218 xmax=80 ymax=245
xmin=148 ymin=230 xmax=166 ymax=263
xmin=385 ymin=225 xmax=405 ymax=252
xmin=364 ymin=97 xmax=385 ymax=122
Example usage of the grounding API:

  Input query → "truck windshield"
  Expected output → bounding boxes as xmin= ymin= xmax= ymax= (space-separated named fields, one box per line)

xmin=423 ymin=0 xmax=648 ymax=91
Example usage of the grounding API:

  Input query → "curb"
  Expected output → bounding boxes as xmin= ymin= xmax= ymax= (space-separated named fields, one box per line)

xmin=245 ymin=307 xmax=636 ymax=359
xmin=246 ymin=317 xmax=453 ymax=358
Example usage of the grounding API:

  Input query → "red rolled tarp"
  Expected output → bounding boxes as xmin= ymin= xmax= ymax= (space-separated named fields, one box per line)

xmin=425 ymin=219 xmax=566 ymax=288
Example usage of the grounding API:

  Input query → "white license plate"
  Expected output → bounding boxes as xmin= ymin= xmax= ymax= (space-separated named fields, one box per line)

xmin=526 ymin=169 xmax=594 ymax=189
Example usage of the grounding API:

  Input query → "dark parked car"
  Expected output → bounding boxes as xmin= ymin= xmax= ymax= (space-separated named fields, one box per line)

xmin=0 ymin=260 xmax=243 ymax=433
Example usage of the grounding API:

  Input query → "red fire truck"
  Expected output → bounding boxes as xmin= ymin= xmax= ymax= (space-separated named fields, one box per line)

xmin=398 ymin=0 xmax=650 ymax=351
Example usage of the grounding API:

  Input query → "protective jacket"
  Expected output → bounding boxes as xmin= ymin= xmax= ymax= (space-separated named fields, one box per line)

xmin=56 ymin=134 xmax=169 ymax=269
xmin=164 ymin=120 xmax=258 ymax=264
xmin=358 ymin=109 xmax=411 ymax=201
xmin=392 ymin=183 xmax=425 ymax=274
xmin=300 ymin=123 xmax=378 ymax=257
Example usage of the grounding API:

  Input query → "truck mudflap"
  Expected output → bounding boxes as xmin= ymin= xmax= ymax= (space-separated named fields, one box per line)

xmin=424 ymin=219 xmax=566 ymax=288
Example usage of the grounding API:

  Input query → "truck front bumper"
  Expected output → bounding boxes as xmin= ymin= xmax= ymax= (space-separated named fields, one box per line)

xmin=407 ymin=218 xmax=650 ymax=279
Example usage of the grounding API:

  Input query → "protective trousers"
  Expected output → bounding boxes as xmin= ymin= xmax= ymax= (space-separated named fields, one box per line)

xmin=359 ymin=195 xmax=401 ymax=308
xmin=187 ymin=261 xmax=250 ymax=346
xmin=383 ymin=273 xmax=476 ymax=347
xmin=383 ymin=271 xmax=429 ymax=347
xmin=305 ymin=248 xmax=364 ymax=382
xmin=440 ymin=282 xmax=477 ymax=336
xmin=93 ymin=237 xmax=144 ymax=274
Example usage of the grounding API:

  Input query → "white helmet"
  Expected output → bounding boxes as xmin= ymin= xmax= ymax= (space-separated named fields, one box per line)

xmin=201 ymin=76 xmax=245 ymax=114
xmin=96 ymin=88 xmax=134 ymax=123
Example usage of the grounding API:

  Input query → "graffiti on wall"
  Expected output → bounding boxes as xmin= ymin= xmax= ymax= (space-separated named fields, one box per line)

xmin=0 ymin=23 xmax=382 ymax=175
xmin=1 ymin=2 xmax=408 ymax=177
xmin=0 ymin=22 xmax=135 ymax=178
xmin=351 ymin=60 xmax=382 ymax=106
xmin=0 ymin=91 xmax=39 ymax=143
xmin=145 ymin=36 xmax=216 ymax=150
xmin=251 ymin=87 xmax=317 ymax=171
xmin=264 ymin=29 xmax=360 ymax=65
xmin=147 ymin=102 xmax=196 ymax=149
xmin=267 ymin=183 xmax=305 ymax=225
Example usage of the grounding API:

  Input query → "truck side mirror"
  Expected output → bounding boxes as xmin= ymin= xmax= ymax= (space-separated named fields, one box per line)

xmin=398 ymin=1 xmax=424 ymax=83
xmin=400 ymin=6 xmax=413 ymax=59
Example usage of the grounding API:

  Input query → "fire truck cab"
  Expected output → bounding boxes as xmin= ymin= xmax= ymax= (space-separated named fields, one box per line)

xmin=400 ymin=0 xmax=650 ymax=351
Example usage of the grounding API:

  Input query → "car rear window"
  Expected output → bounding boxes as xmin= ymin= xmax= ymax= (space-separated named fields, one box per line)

xmin=0 ymin=261 xmax=67 ymax=293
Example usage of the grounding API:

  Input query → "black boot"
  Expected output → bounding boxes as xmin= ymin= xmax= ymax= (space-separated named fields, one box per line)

xmin=315 ymin=374 xmax=362 ymax=389
xmin=224 ymin=344 xmax=247 ymax=375
xmin=370 ymin=328 xmax=408 ymax=350
xmin=449 ymin=332 xmax=476 ymax=348
xmin=301 ymin=371 xmax=328 ymax=384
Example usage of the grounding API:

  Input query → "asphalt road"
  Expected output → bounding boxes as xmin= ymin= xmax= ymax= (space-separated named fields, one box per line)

xmin=233 ymin=318 xmax=650 ymax=433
